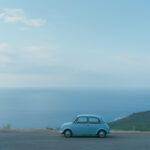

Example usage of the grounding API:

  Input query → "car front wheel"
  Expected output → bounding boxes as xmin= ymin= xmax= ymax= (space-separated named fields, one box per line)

xmin=64 ymin=130 xmax=72 ymax=138
xmin=98 ymin=130 xmax=106 ymax=138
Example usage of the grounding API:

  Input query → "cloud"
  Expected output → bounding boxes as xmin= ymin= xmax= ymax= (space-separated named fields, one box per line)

xmin=0 ymin=43 xmax=58 ymax=74
xmin=0 ymin=56 xmax=13 ymax=64
xmin=1 ymin=43 xmax=150 ymax=88
xmin=0 ymin=43 xmax=14 ymax=65
xmin=20 ymin=45 xmax=57 ymax=66
xmin=19 ymin=27 xmax=30 ymax=31
xmin=0 ymin=8 xmax=46 ymax=27
xmin=0 ymin=43 xmax=9 ymax=52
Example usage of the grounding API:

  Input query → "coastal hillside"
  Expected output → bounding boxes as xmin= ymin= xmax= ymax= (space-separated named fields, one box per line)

xmin=109 ymin=111 xmax=150 ymax=131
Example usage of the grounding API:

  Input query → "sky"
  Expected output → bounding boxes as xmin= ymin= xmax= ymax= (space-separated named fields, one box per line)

xmin=0 ymin=0 xmax=150 ymax=88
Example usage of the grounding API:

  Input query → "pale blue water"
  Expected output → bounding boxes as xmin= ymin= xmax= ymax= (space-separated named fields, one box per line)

xmin=0 ymin=88 xmax=150 ymax=129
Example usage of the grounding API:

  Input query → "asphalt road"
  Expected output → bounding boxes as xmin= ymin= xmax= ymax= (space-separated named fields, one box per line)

xmin=0 ymin=131 xmax=150 ymax=150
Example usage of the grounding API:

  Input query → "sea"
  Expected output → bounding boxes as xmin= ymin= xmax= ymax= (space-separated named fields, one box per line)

xmin=0 ymin=88 xmax=150 ymax=129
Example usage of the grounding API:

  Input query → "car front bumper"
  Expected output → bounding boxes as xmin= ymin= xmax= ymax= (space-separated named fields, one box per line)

xmin=107 ymin=129 xmax=111 ymax=134
xmin=59 ymin=130 xmax=63 ymax=134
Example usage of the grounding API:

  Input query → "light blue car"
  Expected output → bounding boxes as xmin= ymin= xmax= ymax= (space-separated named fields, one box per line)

xmin=60 ymin=114 xmax=110 ymax=138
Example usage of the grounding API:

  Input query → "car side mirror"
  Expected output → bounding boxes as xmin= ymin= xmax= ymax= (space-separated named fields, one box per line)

xmin=73 ymin=118 xmax=78 ymax=124
xmin=73 ymin=120 xmax=77 ymax=124
xmin=73 ymin=119 xmax=78 ymax=124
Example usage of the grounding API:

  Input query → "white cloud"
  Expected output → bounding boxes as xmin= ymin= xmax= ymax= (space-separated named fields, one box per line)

xmin=0 ymin=43 xmax=58 ymax=69
xmin=19 ymin=27 xmax=30 ymax=31
xmin=0 ymin=43 xmax=14 ymax=65
xmin=0 ymin=56 xmax=12 ymax=64
xmin=1 ymin=43 xmax=150 ymax=88
xmin=21 ymin=45 xmax=57 ymax=66
xmin=0 ymin=43 xmax=9 ymax=52
xmin=0 ymin=8 xmax=46 ymax=27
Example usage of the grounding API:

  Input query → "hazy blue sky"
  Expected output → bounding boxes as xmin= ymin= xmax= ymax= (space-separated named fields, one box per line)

xmin=0 ymin=0 xmax=150 ymax=88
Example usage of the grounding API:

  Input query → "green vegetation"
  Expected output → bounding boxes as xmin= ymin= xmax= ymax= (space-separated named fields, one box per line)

xmin=2 ymin=124 xmax=11 ymax=130
xmin=46 ymin=127 xmax=59 ymax=130
xmin=109 ymin=111 xmax=150 ymax=131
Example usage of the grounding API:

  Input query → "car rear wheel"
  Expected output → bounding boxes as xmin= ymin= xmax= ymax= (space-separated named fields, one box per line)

xmin=98 ymin=130 xmax=106 ymax=138
xmin=64 ymin=130 xmax=72 ymax=138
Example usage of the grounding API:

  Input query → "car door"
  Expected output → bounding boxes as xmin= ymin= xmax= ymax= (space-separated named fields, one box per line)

xmin=72 ymin=116 xmax=89 ymax=135
xmin=88 ymin=117 xmax=101 ymax=135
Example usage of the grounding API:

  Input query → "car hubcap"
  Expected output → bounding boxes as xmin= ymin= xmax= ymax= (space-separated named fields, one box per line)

xmin=99 ymin=131 xmax=105 ymax=137
xmin=65 ymin=131 xmax=71 ymax=137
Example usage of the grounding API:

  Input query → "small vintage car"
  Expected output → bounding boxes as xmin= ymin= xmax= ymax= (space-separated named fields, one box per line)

xmin=60 ymin=114 xmax=110 ymax=138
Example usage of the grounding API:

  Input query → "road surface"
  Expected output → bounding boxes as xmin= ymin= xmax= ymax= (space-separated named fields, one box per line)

xmin=0 ymin=131 xmax=150 ymax=150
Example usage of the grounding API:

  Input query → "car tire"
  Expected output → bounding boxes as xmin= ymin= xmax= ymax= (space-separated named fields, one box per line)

xmin=98 ymin=130 xmax=106 ymax=138
xmin=64 ymin=130 xmax=72 ymax=138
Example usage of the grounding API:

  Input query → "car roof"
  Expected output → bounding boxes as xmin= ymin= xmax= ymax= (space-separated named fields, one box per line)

xmin=76 ymin=114 xmax=102 ymax=119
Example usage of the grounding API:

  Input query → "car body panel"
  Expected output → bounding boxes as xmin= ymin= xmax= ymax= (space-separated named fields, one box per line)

xmin=71 ymin=123 xmax=90 ymax=135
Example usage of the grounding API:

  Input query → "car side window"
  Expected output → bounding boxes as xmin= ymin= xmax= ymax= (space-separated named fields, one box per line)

xmin=88 ymin=117 xmax=100 ymax=124
xmin=76 ymin=117 xmax=88 ymax=124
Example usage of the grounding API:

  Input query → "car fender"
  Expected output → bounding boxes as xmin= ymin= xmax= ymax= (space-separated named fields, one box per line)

xmin=62 ymin=127 xmax=72 ymax=134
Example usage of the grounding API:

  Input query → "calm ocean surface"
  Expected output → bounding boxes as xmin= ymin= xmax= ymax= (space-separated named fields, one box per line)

xmin=0 ymin=88 xmax=150 ymax=129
